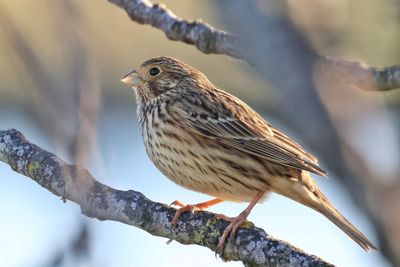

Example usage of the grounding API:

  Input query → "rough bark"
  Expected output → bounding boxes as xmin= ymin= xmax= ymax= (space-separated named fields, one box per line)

xmin=0 ymin=129 xmax=333 ymax=267
xmin=108 ymin=0 xmax=242 ymax=58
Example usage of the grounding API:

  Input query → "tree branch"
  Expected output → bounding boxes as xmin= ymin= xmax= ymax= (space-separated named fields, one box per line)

xmin=108 ymin=0 xmax=400 ymax=91
xmin=317 ymin=56 xmax=400 ymax=92
xmin=108 ymin=0 xmax=242 ymax=58
xmin=0 ymin=129 xmax=333 ymax=267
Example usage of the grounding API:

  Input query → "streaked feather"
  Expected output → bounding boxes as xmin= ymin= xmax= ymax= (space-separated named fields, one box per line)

xmin=170 ymin=89 xmax=327 ymax=177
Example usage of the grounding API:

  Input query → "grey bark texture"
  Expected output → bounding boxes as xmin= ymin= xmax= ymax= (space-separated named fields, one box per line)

xmin=108 ymin=0 xmax=242 ymax=58
xmin=0 ymin=129 xmax=334 ymax=267
xmin=108 ymin=0 xmax=399 ymax=92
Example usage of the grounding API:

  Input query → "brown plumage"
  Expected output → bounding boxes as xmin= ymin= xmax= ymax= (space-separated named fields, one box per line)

xmin=121 ymin=56 xmax=377 ymax=253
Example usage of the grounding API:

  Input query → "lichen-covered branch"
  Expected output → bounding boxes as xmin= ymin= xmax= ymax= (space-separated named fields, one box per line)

xmin=107 ymin=0 xmax=400 ymax=91
xmin=0 ymin=129 xmax=333 ymax=267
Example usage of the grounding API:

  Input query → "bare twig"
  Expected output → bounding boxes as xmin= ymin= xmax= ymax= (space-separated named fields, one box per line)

xmin=108 ymin=0 xmax=242 ymax=58
xmin=0 ymin=129 xmax=333 ymax=267
xmin=107 ymin=0 xmax=399 ymax=91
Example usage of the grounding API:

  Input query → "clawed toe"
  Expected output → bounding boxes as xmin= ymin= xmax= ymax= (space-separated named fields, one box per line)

xmin=170 ymin=198 xmax=224 ymax=227
xmin=168 ymin=198 xmax=254 ymax=257
xmin=215 ymin=212 xmax=250 ymax=256
xmin=214 ymin=192 xmax=264 ymax=256
xmin=216 ymin=213 xmax=232 ymax=221
xmin=170 ymin=200 xmax=186 ymax=208
xmin=171 ymin=204 xmax=199 ymax=227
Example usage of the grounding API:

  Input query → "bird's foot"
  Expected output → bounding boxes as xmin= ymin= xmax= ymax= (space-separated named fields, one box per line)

xmin=170 ymin=203 xmax=202 ymax=227
xmin=216 ymin=210 xmax=250 ymax=255
xmin=169 ymin=200 xmax=187 ymax=208
xmin=170 ymin=198 xmax=223 ymax=227
xmin=214 ymin=191 xmax=264 ymax=256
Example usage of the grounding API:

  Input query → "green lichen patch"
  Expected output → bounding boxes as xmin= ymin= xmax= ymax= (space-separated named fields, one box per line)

xmin=240 ymin=221 xmax=254 ymax=229
xmin=205 ymin=218 xmax=221 ymax=239
xmin=26 ymin=161 xmax=41 ymax=180
xmin=191 ymin=218 xmax=221 ymax=245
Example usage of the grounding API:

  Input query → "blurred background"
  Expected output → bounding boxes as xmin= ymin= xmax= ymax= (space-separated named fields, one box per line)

xmin=0 ymin=0 xmax=399 ymax=266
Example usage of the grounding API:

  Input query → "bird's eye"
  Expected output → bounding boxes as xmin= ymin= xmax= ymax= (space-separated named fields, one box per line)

xmin=149 ymin=67 xmax=160 ymax=76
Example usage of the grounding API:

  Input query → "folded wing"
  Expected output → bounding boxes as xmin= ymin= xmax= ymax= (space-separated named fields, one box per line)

xmin=171 ymin=92 xmax=327 ymax=177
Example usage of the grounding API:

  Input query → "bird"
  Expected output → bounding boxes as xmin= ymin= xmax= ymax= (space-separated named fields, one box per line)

xmin=120 ymin=56 xmax=377 ymax=253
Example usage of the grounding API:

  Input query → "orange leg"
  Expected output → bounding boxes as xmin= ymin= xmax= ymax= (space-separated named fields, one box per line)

xmin=216 ymin=191 xmax=265 ymax=254
xmin=170 ymin=198 xmax=224 ymax=226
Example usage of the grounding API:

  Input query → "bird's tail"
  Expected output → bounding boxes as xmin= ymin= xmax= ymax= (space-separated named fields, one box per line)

xmin=311 ymin=189 xmax=377 ymax=252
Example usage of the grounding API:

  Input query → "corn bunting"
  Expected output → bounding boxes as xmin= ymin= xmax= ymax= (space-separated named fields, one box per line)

xmin=121 ymin=56 xmax=376 ymax=253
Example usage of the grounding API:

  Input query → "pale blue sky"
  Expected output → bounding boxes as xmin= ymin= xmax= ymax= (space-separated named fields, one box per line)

xmin=0 ymin=108 xmax=389 ymax=267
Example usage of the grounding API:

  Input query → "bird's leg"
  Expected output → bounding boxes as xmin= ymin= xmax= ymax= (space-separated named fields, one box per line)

xmin=216 ymin=191 xmax=265 ymax=254
xmin=170 ymin=198 xmax=224 ymax=226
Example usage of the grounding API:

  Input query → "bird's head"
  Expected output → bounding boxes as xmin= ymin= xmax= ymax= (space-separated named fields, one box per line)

xmin=121 ymin=56 xmax=210 ymax=103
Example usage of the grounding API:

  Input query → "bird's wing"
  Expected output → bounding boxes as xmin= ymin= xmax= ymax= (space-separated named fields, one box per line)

xmin=171 ymin=92 xmax=327 ymax=177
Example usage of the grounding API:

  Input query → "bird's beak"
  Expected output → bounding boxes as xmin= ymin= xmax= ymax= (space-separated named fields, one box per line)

xmin=121 ymin=69 xmax=142 ymax=87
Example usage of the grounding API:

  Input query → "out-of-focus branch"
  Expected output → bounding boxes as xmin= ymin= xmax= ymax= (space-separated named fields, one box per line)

xmin=214 ymin=1 xmax=398 ymax=265
xmin=107 ymin=0 xmax=400 ymax=91
xmin=0 ymin=129 xmax=333 ymax=267
xmin=0 ymin=1 xmax=100 ymax=164
xmin=0 ymin=6 xmax=68 ymax=135
xmin=0 ymin=2 xmax=99 ymax=266
xmin=318 ymin=57 xmax=400 ymax=92
xmin=214 ymin=0 xmax=396 ymax=263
